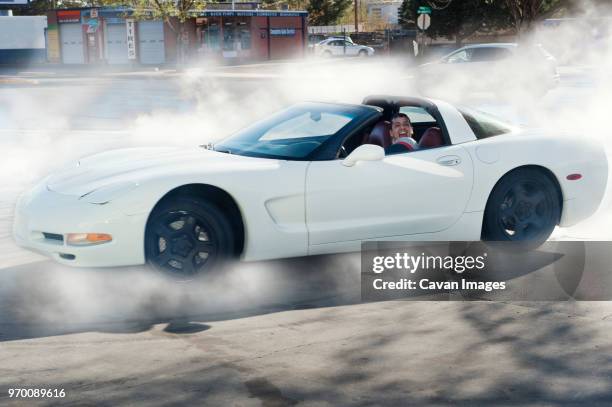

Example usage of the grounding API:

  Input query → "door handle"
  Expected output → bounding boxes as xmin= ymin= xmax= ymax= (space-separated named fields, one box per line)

xmin=437 ymin=155 xmax=461 ymax=166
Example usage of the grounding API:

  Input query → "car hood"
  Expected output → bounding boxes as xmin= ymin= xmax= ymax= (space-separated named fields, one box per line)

xmin=46 ymin=146 xmax=265 ymax=196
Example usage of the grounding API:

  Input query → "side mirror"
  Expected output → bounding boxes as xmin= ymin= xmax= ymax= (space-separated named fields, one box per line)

xmin=342 ymin=144 xmax=385 ymax=167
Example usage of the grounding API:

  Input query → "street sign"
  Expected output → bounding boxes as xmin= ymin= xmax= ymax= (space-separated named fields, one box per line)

xmin=417 ymin=14 xmax=431 ymax=30
xmin=126 ymin=19 xmax=136 ymax=60
xmin=417 ymin=6 xmax=432 ymax=14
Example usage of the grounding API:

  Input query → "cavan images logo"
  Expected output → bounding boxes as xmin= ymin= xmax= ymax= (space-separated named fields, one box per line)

xmin=361 ymin=241 xmax=611 ymax=301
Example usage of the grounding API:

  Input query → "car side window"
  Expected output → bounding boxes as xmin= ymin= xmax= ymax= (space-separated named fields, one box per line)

xmin=394 ymin=105 xmax=446 ymax=151
xmin=470 ymin=47 xmax=513 ymax=62
xmin=459 ymin=108 xmax=514 ymax=139
xmin=399 ymin=106 xmax=436 ymax=124
xmin=446 ymin=49 xmax=472 ymax=63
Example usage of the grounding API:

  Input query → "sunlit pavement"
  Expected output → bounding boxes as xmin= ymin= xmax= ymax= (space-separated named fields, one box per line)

xmin=2 ymin=285 xmax=612 ymax=405
xmin=1 ymin=58 xmax=612 ymax=405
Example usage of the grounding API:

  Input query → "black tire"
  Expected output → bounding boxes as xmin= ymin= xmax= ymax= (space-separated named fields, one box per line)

xmin=358 ymin=50 xmax=368 ymax=57
xmin=145 ymin=196 xmax=235 ymax=281
xmin=482 ymin=168 xmax=561 ymax=245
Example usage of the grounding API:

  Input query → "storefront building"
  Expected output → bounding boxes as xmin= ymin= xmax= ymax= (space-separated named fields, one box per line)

xmin=47 ymin=8 xmax=167 ymax=65
xmin=194 ymin=9 xmax=307 ymax=61
xmin=47 ymin=7 xmax=307 ymax=65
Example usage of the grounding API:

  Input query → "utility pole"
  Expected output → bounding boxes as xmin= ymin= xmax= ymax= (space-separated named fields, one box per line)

xmin=354 ymin=0 xmax=359 ymax=32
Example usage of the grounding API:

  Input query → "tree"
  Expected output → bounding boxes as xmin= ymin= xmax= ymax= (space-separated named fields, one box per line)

xmin=503 ymin=0 xmax=561 ymax=34
xmin=397 ymin=0 xmax=415 ymax=28
xmin=259 ymin=0 xmax=304 ymax=10
xmin=336 ymin=0 xmax=368 ymax=29
xmin=12 ymin=0 xmax=54 ymax=15
xmin=399 ymin=0 xmax=511 ymax=46
xmin=13 ymin=0 xmax=91 ymax=15
xmin=307 ymin=0 xmax=353 ymax=26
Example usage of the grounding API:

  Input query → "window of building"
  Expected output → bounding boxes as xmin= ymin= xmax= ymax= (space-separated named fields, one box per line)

xmin=205 ymin=21 xmax=221 ymax=51
xmin=223 ymin=22 xmax=236 ymax=50
xmin=239 ymin=21 xmax=251 ymax=50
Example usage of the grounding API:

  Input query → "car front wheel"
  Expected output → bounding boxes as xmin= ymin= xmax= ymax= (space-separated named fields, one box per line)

xmin=145 ymin=197 xmax=235 ymax=280
xmin=482 ymin=168 xmax=561 ymax=245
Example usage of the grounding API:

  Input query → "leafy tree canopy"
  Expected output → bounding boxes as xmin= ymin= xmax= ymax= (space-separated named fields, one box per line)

xmin=399 ymin=0 xmax=512 ymax=43
xmin=307 ymin=0 xmax=353 ymax=26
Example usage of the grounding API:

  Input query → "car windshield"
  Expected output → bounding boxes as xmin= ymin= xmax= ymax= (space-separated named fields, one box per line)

xmin=214 ymin=103 xmax=361 ymax=159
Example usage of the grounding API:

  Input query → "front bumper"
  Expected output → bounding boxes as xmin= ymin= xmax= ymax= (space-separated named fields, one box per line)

xmin=13 ymin=183 xmax=148 ymax=267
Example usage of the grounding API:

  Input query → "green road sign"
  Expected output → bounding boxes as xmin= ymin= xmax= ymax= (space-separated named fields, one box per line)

xmin=418 ymin=6 xmax=432 ymax=14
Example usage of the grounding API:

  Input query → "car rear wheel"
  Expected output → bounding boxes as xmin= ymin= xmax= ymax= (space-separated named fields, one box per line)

xmin=145 ymin=197 xmax=235 ymax=280
xmin=483 ymin=168 xmax=560 ymax=245
xmin=358 ymin=50 xmax=368 ymax=57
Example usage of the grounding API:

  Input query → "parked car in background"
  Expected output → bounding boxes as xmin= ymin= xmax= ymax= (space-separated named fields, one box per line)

xmin=308 ymin=35 xmax=354 ymax=53
xmin=307 ymin=34 xmax=327 ymax=52
xmin=314 ymin=38 xmax=375 ymax=57
xmin=416 ymin=43 xmax=560 ymax=98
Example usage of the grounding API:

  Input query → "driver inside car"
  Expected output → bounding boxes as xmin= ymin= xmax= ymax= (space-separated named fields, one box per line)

xmin=385 ymin=113 xmax=417 ymax=154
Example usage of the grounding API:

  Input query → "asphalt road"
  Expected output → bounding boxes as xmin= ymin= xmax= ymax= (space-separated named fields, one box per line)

xmin=1 ymin=57 xmax=612 ymax=406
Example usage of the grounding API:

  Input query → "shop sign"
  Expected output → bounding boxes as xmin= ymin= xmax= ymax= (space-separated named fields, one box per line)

xmin=270 ymin=28 xmax=296 ymax=36
xmin=99 ymin=9 xmax=134 ymax=19
xmin=57 ymin=10 xmax=81 ymax=23
xmin=85 ymin=18 xmax=99 ymax=33
xmin=201 ymin=10 xmax=307 ymax=17
xmin=126 ymin=19 xmax=136 ymax=60
xmin=105 ymin=17 xmax=124 ymax=24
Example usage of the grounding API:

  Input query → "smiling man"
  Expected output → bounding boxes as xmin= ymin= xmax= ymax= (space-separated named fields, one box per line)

xmin=386 ymin=113 xmax=417 ymax=153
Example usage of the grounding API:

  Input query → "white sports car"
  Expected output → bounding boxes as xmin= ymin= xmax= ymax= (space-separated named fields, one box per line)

xmin=13 ymin=96 xmax=607 ymax=278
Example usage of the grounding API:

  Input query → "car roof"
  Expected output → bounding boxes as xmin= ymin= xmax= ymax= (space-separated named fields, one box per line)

xmin=461 ymin=43 xmax=517 ymax=49
xmin=362 ymin=95 xmax=436 ymax=109
xmin=301 ymin=100 xmax=382 ymax=115
xmin=321 ymin=37 xmax=352 ymax=42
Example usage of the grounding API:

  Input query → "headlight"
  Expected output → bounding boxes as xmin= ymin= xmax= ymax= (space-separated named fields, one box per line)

xmin=79 ymin=181 xmax=138 ymax=204
xmin=67 ymin=233 xmax=113 ymax=246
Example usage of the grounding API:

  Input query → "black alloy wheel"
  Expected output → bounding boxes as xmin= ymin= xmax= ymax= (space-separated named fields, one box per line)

xmin=145 ymin=198 xmax=234 ymax=280
xmin=483 ymin=168 xmax=560 ymax=244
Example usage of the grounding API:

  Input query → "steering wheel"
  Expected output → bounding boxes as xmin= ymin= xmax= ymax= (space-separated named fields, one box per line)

xmin=338 ymin=146 xmax=348 ymax=159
